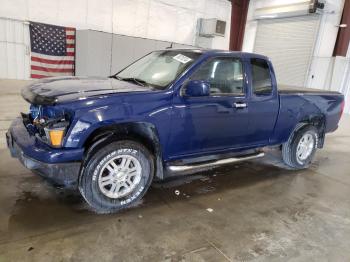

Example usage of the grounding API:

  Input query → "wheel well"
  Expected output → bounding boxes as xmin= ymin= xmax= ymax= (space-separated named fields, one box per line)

xmin=82 ymin=122 xmax=164 ymax=179
xmin=302 ymin=115 xmax=325 ymax=128
xmin=299 ymin=114 xmax=326 ymax=148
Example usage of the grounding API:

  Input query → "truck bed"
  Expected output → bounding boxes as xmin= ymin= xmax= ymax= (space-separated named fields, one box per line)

xmin=278 ymin=85 xmax=342 ymax=96
xmin=272 ymin=85 xmax=344 ymax=145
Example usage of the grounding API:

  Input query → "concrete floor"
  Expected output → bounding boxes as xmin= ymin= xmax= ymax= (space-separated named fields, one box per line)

xmin=0 ymin=80 xmax=350 ymax=262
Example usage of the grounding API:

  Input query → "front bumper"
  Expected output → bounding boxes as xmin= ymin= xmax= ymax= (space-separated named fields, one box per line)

xmin=6 ymin=118 xmax=83 ymax=187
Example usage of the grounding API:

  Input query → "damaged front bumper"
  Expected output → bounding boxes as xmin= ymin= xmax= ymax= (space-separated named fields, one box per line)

xmin=6 ymin=117 xmax=84 ymax=187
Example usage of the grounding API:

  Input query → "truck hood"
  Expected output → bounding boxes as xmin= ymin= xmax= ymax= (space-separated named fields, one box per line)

xmin=21 ymin=76 xmax=151 ymax=105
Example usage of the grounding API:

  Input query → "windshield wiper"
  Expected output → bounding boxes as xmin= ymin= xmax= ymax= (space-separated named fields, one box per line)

xmin=109 ymin=75 xmax=123 ymax=81
xmin=110 ymin=75 xmax=161 ymax=89
xmin=115 ymin=77 xmax=148 ymax=87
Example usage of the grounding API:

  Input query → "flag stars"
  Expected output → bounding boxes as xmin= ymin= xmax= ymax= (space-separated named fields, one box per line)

xmin=30 ymin=23 xmax=71 ymax=56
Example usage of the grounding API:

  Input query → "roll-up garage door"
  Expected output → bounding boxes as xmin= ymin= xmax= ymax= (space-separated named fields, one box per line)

xmin=254 ymin=15 xmax=320 ymax=87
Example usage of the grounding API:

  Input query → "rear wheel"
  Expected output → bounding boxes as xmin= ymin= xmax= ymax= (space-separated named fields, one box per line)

xmin=282 ymin=124 xmax=318 ymax=169
xmin=79 ymin=140 xmax=154 ymax=214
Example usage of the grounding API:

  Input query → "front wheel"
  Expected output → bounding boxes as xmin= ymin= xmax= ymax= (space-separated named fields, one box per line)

xmin=79 ymin=140 xmax=154 ymax=214
xmin=282 ymin=124 xmax=318 ymax=170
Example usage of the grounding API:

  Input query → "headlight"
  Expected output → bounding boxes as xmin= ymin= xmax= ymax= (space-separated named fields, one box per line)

xmin=44 ymin=127 xmax=66 ymax=147
xmin=26 ymin=104 xmax=73 ymax=148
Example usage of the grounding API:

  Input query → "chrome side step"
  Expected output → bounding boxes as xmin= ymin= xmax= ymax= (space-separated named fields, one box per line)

xmin=167 ymin=152 xmax=265 ymax=173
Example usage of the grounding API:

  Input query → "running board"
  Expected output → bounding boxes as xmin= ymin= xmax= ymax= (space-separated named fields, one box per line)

xmin=166 ymin=152 xmax=265 ymax=173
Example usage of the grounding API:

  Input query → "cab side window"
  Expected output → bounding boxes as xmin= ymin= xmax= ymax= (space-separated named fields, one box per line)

xmin=251 ymin=58 xmax=273 ymax=96
xmin=190 ymin=57 xmax=244 ymax=96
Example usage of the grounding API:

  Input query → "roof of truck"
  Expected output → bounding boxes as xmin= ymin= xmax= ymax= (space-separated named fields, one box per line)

xmin=163 ymin=48 xmax=269 ymax=60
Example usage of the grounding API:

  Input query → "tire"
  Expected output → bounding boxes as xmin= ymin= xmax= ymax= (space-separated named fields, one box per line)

xmin=79 ymin=140 xmax=154 ymax=214
xmin=282 ymin=124 xmax=318 ymax=170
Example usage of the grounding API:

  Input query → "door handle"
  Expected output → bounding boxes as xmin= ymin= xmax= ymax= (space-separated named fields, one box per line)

xmin=233 ymin=102 xmax=247 ymax=109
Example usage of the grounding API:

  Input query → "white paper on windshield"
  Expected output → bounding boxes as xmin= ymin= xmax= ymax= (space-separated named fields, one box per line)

xmin=173 ymin=54 xmax=192 ymax=64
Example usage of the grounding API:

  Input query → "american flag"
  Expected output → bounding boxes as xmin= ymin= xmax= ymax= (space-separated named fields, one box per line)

xmin=29 ymin=22 xmax=75 ymax=79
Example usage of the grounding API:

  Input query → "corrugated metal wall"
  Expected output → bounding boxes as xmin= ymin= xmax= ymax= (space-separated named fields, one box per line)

xmin=0 ymin=18 xmax=30 ymax=79
xmin=76 ymin=30 xmax=194 ymax=77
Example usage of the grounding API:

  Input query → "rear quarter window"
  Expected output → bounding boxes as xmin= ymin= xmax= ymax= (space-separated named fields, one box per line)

xmin=251 ymin=58 xmax=273 ymax=96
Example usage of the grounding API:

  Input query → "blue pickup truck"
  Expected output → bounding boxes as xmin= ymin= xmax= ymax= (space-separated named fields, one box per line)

xmin=7 ymin=49 xmax=344 ymax=213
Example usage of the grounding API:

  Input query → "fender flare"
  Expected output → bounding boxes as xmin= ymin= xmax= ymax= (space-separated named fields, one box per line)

xmin=81 ymin=122 xmax=165 ymax=180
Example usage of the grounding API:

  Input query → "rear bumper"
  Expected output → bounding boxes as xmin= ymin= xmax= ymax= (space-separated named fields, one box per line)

xmin=6 ymin=118 xmax=83 ymax=187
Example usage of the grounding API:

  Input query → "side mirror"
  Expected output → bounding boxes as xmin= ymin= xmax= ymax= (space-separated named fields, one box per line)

xmin=183 ymin=80 xmax=210 ymax=97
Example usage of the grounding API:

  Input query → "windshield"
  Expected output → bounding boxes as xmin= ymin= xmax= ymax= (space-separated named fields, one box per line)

xmin=115 ymin=50 xmax=201 ymax=89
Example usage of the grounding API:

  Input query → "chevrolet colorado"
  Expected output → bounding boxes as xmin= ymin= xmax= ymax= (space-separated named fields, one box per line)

xmin=6 ymin=49 xmax=345 ymax=213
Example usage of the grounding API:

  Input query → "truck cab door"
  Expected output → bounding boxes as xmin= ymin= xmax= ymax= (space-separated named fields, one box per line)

xmin=244 ymin=58 xmax=279 ymax=146
xmin=167 ymin=56 xmax=251 ymax=160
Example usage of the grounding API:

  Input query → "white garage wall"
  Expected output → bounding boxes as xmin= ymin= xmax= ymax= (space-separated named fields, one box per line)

xmin=0 ymin=18 xmax=30 ymax=79
xmin=0 ymin=0 xmax=231 ymax=49
xmin=243 ymin=0 xmax=344 ymax=89
xmin=336 ymin=49 xmax=350 ymax=114
xmin=243 ymin=0 xmax=344 ymax=57
xmin=305 ymin=0 xmax=345 ymax=90
xmin=242 ymin=0 xmax=350 ymax=114
xmin=343 ymin=64 xmax=350 ymax=114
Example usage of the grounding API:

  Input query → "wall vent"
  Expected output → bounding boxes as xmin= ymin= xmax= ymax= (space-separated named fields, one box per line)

xmin=198 ymin=18 xmax=226 ymax=37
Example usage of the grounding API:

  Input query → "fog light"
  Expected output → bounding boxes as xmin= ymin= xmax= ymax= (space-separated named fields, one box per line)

xmin=45 ymin=127 xmax=65 ymax=147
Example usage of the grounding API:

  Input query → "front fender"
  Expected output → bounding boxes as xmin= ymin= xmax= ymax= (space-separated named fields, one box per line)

xmin=65 ymin=103 xmax=127 ymax=148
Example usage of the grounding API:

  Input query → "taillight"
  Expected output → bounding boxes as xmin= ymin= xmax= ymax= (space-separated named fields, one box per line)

xmin=340 ymin=100 xmax=345 ymax=119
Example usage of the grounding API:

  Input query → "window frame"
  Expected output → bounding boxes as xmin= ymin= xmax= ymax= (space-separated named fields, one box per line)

xmin=250 ymin=58 xmax=273 ymax=97
xmin=184 ymin=56 xmax=247 ymax=98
